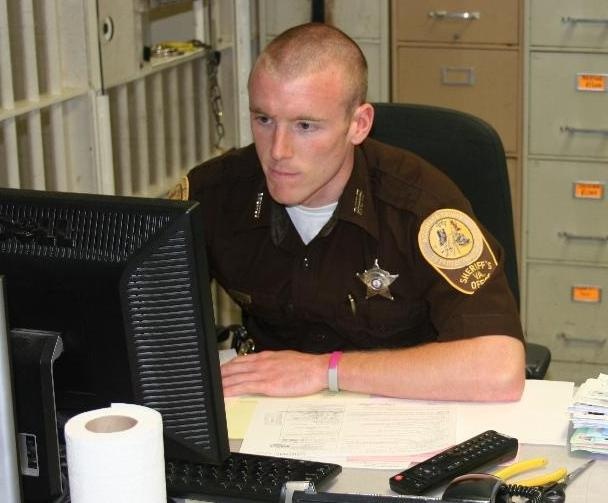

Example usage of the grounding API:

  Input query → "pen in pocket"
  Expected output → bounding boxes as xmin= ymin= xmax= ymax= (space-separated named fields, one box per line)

xmin=347 ymin=293 xmax=357 ymax=316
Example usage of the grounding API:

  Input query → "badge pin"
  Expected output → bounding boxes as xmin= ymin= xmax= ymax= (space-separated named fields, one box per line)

xmin=353 ymin=188 xmax=365 ymax=215
xmin=253 ymin=192 xmax=264 ymax=219
xmin=356 ymin=259 xmax=399 ymax=300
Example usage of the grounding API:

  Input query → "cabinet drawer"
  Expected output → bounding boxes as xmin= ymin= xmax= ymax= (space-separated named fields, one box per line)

xmin=526 ymin=159 xmax=608 ymax=263
xmin=530 ymin=0 xmax=608 ymax=49
xmin=329 ymin=0 xmax=384 ymax=40
xmin=526 ymin=263 xmax=608 ymax=364
xmin=529 ymin=52 xmax=608 ymax=159
xmin=394 ymin=47 xmax=519 ymax=153
xmin=392 ymin=0 xmax=519 ymax=45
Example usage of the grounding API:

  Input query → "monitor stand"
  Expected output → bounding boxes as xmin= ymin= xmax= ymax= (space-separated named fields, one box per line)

xmin=0 ymin=276 xmax=22 ymax=503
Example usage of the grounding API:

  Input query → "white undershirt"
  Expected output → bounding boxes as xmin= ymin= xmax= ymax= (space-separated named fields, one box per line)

xmin=286 ymin=202 xmax=338 ymax=245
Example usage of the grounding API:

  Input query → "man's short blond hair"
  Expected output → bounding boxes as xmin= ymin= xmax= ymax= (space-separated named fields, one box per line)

xmin=250 ymin=23 xmax=368 ymax=113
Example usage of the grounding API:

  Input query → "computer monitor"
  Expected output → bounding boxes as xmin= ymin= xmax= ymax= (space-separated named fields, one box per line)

xmin=0 ymin=187 xmax=230 ymax=485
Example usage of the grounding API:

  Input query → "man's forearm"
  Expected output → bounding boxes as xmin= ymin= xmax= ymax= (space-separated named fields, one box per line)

xmin=220 ymin=336 xmax=526 ymax=401
xmin=337 ymin=335 xmax=526 ymax=401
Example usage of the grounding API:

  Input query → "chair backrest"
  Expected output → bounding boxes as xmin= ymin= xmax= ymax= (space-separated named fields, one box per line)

xmin=370 ymin=102 xmax=520 ymax=305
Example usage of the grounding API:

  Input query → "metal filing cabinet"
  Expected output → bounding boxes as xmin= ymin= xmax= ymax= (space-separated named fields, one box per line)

xmin=259 ymin=0 xmax=390 ymax=102
xmin=391 ymin=0 xmax=523 ymax=259
xmin=523 ymin=0 xmax=608 ymax=383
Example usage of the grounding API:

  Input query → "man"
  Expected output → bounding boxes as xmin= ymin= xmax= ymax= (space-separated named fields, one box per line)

xmin=170 ymin=23 xmax=525 ymax=401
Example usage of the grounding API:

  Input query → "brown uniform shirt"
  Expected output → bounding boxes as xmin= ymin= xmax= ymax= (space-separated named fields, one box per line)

xmin=185 ymin=138 xmax=523 ymax=353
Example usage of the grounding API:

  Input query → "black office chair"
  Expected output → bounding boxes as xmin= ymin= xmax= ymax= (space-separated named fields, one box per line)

xmin=370 ymin=102 xmax=550 ymax=379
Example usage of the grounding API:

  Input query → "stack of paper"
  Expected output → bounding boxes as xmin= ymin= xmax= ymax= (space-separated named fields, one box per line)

xmin=569 ymin=373 xmax=608 ymax=455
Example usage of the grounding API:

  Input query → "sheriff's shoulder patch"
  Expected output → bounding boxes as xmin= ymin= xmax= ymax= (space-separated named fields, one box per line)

xmin=418 ymin=208 xmax=498 ymax=295
xmin=167 ymin=176 xmax=190 ymax=201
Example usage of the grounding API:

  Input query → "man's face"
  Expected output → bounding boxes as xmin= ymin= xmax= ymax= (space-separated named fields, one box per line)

xmin=249 ymin=64 xmax=363 ymax=207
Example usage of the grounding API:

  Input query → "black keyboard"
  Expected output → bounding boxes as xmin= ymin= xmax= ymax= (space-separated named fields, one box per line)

xmin=165 ymin=452 xmax=342 ymax=502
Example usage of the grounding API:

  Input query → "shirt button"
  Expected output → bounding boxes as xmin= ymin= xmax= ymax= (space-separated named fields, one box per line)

xmin=302 ymin=257 xmax=310 ymax=269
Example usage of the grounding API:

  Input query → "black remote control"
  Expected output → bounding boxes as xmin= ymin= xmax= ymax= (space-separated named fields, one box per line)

xmin=389 ymin=430 xmax=518 ymax=495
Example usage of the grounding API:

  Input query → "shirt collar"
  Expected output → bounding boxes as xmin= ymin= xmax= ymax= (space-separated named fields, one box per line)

xmin=331 ymin=143 xmax=379 ymax=240
xmin=237 ymin=141 xmax=380 ymax=243
xmin=235 ymin=176 xmax=291 ymax=246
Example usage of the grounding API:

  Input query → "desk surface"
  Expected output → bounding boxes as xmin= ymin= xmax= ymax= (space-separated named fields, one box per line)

xmin=324 ymin=444 xmax=605 ymax=502
xmin=182 ymin=441 xmax=606 ymax=502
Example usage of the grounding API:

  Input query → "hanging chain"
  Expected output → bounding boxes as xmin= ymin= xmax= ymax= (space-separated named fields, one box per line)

xmin=150 ymin=40 xmax=225 ymax=151
xmin=205 ymin=47 xmax=225 ymax=151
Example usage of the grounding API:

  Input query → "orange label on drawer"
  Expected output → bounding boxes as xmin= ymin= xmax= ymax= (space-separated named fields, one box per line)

xmin=576 ymin=74 xmax=607 ymax=92
xmin=571 ymin=286 xmax=602 ymax=303
xmin=573 ymin=182 xmax=605 ymax=200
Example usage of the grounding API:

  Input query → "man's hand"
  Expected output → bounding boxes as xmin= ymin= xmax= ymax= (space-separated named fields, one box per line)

xmin=221 ymin=350 xmax=329 ymax=397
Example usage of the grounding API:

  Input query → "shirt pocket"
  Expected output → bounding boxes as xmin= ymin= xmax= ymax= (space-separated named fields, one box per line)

xmin=333 ymin=293 xmax=433 ymax=348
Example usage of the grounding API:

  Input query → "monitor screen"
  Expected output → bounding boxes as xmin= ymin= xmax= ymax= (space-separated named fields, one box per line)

xmin=0 ymin=187 xmax=230 ymax=469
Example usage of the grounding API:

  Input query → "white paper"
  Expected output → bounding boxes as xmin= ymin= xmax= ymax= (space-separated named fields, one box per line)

xmin=240 ymin=398 xmax=457 ymax=469
xmin=569 ymin=373 xmax=608 ymax=454
xmin=235 ymin=380 xmax=574 ymax=469
xmin=456 ymin=379 xmax=573 ymax=446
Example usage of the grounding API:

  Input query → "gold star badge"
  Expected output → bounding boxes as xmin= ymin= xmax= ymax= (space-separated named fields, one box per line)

xmin=356 ymin=259 xmax=399 ymax=300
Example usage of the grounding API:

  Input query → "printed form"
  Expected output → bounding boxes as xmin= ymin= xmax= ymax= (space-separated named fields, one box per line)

xmin=238 ymin=397 xmax=456 ymax=469
xmin=228 ymin=380 xmax=574 ymax=470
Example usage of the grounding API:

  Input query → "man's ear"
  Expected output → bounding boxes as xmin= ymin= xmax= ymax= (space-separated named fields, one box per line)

xmin=348 ymin=103 xmax=375 ymax=145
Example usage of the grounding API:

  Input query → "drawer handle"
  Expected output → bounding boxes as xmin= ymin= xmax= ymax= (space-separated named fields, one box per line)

xmin=558 ymin=231 xmax=608 ymax=242
xmin=561 ymin=126 xmax=608 ymax=136
xmin=562 ymin=16 xmax=608 ymax=24
xmin=429 ymin=10 xmax=481 ymax=21
xmin=441 ymin=67 xmax=475 ymax=86
xmin=557 ymin=333 xmax=607 ymax=346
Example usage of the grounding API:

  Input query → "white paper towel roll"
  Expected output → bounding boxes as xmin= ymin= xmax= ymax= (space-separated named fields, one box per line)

xmin=65 ymin=403 xmax=166 ymax=503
